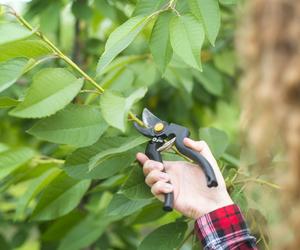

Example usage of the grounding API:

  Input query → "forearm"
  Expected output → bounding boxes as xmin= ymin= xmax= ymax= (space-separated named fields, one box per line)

xmin=194 ymin=204 xmax=257 ymax=250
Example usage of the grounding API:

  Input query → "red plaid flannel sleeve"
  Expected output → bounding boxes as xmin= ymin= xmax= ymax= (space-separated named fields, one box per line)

xmin=194 ymin=204 xmax=257 ymax=250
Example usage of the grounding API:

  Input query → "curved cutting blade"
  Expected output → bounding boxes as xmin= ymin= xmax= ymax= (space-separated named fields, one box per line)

xmin=142 ymin=108 xmax=162 ymax=128
xmin=133 ymin=122 xmax=155 ymax=137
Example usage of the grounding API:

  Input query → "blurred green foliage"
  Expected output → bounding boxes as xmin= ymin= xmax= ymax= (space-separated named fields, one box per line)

xmin=0 ymin=0 xmax=272 ymax=249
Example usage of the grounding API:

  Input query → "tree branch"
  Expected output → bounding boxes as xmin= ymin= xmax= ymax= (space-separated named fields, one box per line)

xmin=2 ymin=6 xmax=145 ymax=125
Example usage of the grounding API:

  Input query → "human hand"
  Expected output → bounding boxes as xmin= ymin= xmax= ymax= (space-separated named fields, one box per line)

xmin=136 ymin=138 xmax=233 ymax=219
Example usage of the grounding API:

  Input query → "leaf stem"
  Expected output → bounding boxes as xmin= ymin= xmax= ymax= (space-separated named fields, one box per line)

xmin=31 ymin=156 xmax=65 ymax=165
xmin=13 ymin=12 xmax=105 ymax=93
xmin=23 ymin=55 xmax=59 ymax=73
xmin=128 ymin=111 xmax=144 ymax=126
xmin=168 ymin=0 xmax=177 ymax=8
xmin=79 ymin=89 xmax=102 ymax=95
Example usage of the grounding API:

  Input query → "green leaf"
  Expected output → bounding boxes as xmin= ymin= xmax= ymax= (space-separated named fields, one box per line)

xmin=231 ymin=187 xmax=248 ymax=211
xmin=188 ymin=0 xmax=221 ymax=45
xmin=0 ymin=23 xmax=33 ymax=45
xmin=132 ymin=202 xmax=166 ymax=224
xmin=107 ymin=193 xmax=151 ymax=218
xmin=58 ymin=211 xmax=112 ymax=250
xmin=133 ymin=0 xmax=168 ymax=16
xmin=42 ymin=211 xmax=83 ymax=242
xmin=100 ymin=87 xmax=147 ymax=132
xmin=219 ymin=0 xmax=238 ymax=5
xmin=170 ymin=14 xmax=205 ymax=71
xmin=0 ymin=234 xmax=11 ymax=250
xmin=101 ymin=67 xmax=135 ymax=91
xmin=100 ymin=91 xmax=125 ymax=131
xmin=71 ymin=0 xmax=93 ymax=20
xmin=0 ymin=97 xmax=20 ymax=108
xmin=10 ymin=68 xmax=84 ymax=118
xmin=97 ymin=16 xmax=148 ymax=74
xmin=199 ymin=127 xmax=229 ymax=158
xmin=15 ymin=168 xmax=62 ymax=220
xmin=150 ymin=12 xmax=173 ymax=73
xmin=138 ymin=221 xmax=188 ymax=250
xmin=176 ymin=1 xmax=190 ymax=14
xmin=64 ymin=136 xmax=145 ymax=180
xmin=64 ymin=136 xmax=146 ymax=179
xmin=40 ymin=3 xmax=61 ymax=33
xmin=64 ymin=150 xmax=135 ymax=180
xmin=0 ymin=147 xmax=35 ymax=180
xmin=88 ymin=135 xmax=148 ymax=171
xmin=97 ymin=55 xmax=145 ymax=76
xmin=133 ymin=61 xmax=158 ymax=87
xmin=11 ymin=228 xmax=28 ymax=248
xmin=89 ymin=175 xmax=125 ymax=193
xmin=0 ymin=58 xmax=28 ymax=93
xmin=94 ymin=0 xmax=124 ymax=23
xmin=214 ymin=50 xmax=236 ymax=76
xmin=0 ymin=40 xmax=52 ymax=62
xmin=164 ymin=67 xmax=194 ymax=93
xmin=31 ymin=173 xmax=90 ymax=221
xmin=0 ymin=143 xmax=9 ymax=153
xmin=192 ymin=64 xmax=223 ymax=96
xmin=121 ymin=165 xmax=152 ymax=200
xmin=28 ymin=104 xmax=108 ymax=147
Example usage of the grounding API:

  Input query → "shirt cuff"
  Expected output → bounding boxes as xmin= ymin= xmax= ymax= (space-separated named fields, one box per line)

xmin=194 ymin=204 xmax=257 ymax=250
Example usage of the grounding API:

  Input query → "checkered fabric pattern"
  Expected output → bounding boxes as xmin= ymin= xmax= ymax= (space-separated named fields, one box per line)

xmin=195 ymin=204 xmax=257 ymax=250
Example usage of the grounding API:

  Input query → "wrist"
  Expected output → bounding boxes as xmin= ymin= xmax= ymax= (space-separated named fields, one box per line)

xmin=192 ymin=193 xmax=234 ymax=219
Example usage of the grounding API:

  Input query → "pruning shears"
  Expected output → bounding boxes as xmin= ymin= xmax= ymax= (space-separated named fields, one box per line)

xmin=134 ymin=108 xmax=218 ymax=212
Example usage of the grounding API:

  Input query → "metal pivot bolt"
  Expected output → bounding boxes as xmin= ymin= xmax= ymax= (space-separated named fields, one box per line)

xmin=154 ymin=122 xmax=164 ymax=132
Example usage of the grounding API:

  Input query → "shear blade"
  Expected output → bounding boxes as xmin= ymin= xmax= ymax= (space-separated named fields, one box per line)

xmin=142 ymin=108 xmax=162 ymax=128
xmin=157 ymin=137 xmax=176 ymax=152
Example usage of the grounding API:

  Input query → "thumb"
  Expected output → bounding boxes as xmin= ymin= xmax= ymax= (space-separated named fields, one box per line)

xmin=183 ymin=138 xmax=217 ymax=166
xmin=183 ymin=138 xmax=206 ymax=152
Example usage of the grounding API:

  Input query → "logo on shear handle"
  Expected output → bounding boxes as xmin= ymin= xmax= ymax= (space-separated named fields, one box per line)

xmin=152 ymin=137 xmax=164 ymax=143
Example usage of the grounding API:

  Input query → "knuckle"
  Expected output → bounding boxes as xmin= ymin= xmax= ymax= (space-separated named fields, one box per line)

xmin=145 ymin=175 xmax=152 ymax=186
xmin=143 ymin=160 xmax=152 ymax=169
xmin=143 ymin=160 xmax=154 ymax=174
xmin=156 ymin=181 xmax=165 ymax=190
xmin=145 ymin=160 xmax=163 ymax=171
xmin=145 ymin=170 xmax=160 ymax=186
xmin=151 ymin=181 xmax=164 ymax=195
xmin=151 ymin=185 xmax=157 ymax=195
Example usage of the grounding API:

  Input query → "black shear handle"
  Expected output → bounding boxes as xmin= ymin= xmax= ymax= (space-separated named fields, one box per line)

xmin=145 ymin=140 xmax=174 ymax=212
xmin=175 ymin=134 xmax=218 ymax=188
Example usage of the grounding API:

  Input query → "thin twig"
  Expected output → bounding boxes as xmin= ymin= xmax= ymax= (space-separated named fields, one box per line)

xmin=23 ymin=55 xmax=59 ymax=73
xmin=31 ymin=156 xmax=65 ymax=165
xmin=234 ymin=178 xmax=281 ymax=190
xmin=80 ymin=89 xmax=102 ymax=95
xmin=172 ymin=147 xmax=193 ymax=162
xmin=0 ymin=4 xmax=16 ymax=15
xmin=10 ymin=11 xmax=104 ymax=93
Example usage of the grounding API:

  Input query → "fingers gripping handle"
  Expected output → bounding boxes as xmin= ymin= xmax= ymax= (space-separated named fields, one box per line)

xmin=175 ymin=138 xmax=218 ymax=187
xmin=145 ymin=140 xmax=174 ymax=212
